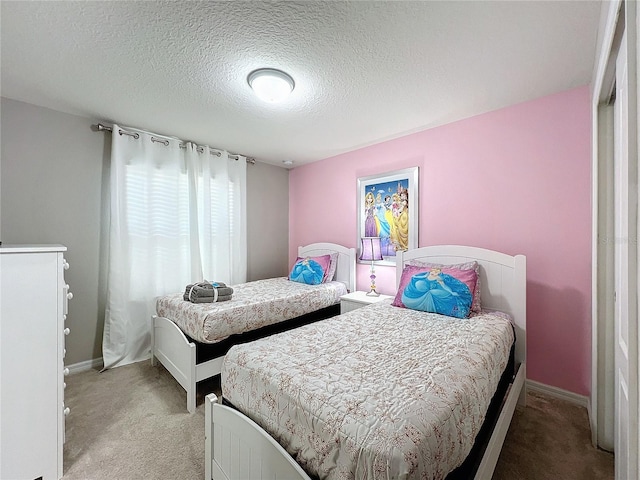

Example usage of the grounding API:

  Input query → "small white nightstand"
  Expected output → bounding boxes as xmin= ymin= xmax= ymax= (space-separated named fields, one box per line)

xmin=340 ymin=291 xmax=394 ymax=314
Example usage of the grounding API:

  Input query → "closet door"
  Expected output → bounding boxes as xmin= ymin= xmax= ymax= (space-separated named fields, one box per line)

xmin=613 ymin=26 xmax=639 ymax=480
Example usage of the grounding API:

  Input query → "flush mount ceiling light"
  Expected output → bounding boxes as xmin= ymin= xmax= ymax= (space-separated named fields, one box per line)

xmin=247 ymin=68 xmax=295 ymax=103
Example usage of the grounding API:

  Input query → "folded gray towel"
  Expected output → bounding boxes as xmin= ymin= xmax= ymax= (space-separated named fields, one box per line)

xmin=184 ymin=282 xmax=233 ymax=297
xmin=184 ymin=285 xmax=234 ymax=298
xmin=183 ymin=281 xmax=234 ymax=302
xmin=185 ymin=294 xmax=233 ymax=304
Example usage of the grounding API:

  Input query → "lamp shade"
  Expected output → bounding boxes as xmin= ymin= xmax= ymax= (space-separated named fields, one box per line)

xmin=359 ymin=237 xmax=383 ymax=262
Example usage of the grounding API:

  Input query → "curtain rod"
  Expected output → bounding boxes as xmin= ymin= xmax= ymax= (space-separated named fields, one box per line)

xmin=92 ymin=123 xmax=256 ymax=164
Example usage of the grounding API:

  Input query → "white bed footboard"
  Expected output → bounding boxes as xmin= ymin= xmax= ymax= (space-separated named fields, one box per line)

xmin=205 ymin=394 xmax=311 ymax=480
xmin=152 ymin=315 xmax=198 ymax=413
xmin=152 ymin=315 xmax=225 ymax=413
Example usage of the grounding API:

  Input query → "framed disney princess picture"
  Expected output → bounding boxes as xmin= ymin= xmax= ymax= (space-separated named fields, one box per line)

xmin=356 ymin=166 xmax=419 ymax=265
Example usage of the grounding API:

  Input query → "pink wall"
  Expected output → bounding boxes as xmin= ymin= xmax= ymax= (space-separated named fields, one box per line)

xmin=289 ymin=86 xmax=592 ymax=396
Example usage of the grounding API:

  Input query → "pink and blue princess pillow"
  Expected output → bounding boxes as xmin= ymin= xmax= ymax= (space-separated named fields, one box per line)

xmin=392 ymin=264 xmax=478 ymax=319
xmin=289 ymin=254 xmax=332 ymax=285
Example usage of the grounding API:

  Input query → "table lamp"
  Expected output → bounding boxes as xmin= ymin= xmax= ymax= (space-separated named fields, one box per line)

xmin=359 ymin=237 xmax=384 ymax=296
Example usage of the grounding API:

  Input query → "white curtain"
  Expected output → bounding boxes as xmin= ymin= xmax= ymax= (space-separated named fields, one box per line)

xmin=102 ymin=125 xmax=247 ymax=369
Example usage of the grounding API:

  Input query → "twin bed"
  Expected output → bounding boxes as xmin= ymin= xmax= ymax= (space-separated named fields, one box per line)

xmin=204 ymin=245 xmax=527 ymax=480
xmin=151 ymin=243 xmax=356 ymax=413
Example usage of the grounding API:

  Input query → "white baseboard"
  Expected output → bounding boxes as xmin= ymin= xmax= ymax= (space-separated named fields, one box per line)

xmin=526 ymin=379 xmax=590 ymax=409
xmin=67 ymin=357 xmax=104 ymax=375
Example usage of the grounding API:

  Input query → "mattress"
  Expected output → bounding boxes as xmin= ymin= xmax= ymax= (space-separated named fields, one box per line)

xmin=222 ymin=300 xmax=515 ymax=480
xmin=155 ymin=277 xmax=347 ymax=344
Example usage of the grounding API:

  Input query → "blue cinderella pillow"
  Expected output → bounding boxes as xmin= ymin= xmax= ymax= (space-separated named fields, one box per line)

xmin=392 ymin=265 xmax=476 ymax=319
xmin=289 ymin=255 xmax=331 ymax=285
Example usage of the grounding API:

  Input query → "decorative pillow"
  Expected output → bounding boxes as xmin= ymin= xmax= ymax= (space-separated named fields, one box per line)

xmin=289 ymin=255 xmax=332 ymax=285
xmin=392 ymin=264 xmax=477 ymax=319
xmin=408 ymin=260 xmax=481 ymax=312
xmin=324 ymin=252 xmax=339 ymax=283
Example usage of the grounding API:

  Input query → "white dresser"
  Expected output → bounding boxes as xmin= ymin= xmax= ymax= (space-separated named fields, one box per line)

xmin=1 ymin=245 xmax=72 ymax=480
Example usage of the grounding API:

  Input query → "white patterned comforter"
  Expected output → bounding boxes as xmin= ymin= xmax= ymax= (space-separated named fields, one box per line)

xmin=222 ymin=300 xmax=514 ymax=480
xmin=156 ymin=277 xmax=347 ymax=344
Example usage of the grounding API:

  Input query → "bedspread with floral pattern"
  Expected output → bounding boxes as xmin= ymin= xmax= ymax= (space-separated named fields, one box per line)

xmin=222 ymin=300 xmax=515 ymax=480
xmin=155 ymin=277 xmax=347 ymax=343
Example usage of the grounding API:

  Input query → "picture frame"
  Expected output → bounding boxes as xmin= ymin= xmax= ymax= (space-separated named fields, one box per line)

xmin=356 ymin=166 xmax=419 ymax=265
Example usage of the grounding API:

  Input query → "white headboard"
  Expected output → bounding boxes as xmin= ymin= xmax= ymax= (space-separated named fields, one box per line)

xmin=299 ymin=243 xmax=356 ymax=293
xmin=397 ymin=245 xmax=526 ymax=367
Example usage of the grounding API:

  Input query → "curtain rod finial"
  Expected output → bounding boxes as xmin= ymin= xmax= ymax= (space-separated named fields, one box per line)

xmin=91 ymin=123 xmax=112 ymax=133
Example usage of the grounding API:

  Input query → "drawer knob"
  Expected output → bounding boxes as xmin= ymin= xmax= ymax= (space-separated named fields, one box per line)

xmin=63 ymin=260 xmax=70 ymax=270
xmin=63 ymin=367 xmax=70 ymax=376
xmin=66 ymin=291 xmax=73 ymax=300
xmin=63 ymin=407 xmax=70 ymax=416
xmin=64 ymin=328 xmax=71 ymax=336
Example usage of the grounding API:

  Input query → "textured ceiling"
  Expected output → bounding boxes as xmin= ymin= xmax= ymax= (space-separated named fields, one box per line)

xmin=1 ymin=1 xmax=602 ymax=168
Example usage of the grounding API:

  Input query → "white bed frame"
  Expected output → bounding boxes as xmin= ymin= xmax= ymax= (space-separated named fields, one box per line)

xmin=205 ymin=245 xmax=527 ymax=480
xmin=151 ymin=242 xmax=356 ymax=413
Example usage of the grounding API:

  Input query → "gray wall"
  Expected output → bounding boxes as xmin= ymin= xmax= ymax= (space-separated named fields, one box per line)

xmin=1 ymin=98 xmax=108 ymax=366
xmin=0 ymin=97 xmax=289 ymax=365
xmin=247 ymin=161 xmax=290 ymax=280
